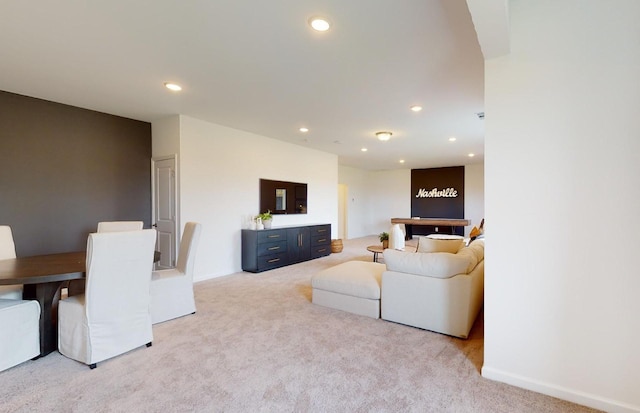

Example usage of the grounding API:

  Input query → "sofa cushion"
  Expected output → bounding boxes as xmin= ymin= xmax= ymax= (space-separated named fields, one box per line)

xmin=454 ymin=247 xmax=478 ymax=273
xmin=384 ymin=249 xmax=471 ymax=279
xmin=466 ymin=241 xmax=484 ymax=262
xmin=416 ymin=236 xmax=464 ymax=253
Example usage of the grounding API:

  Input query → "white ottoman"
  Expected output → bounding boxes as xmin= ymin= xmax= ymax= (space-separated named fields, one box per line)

xmin=311 ymin=261 xmax=386 ymax=319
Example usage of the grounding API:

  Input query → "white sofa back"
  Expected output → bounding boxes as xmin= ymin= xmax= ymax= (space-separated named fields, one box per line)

xmin=381 ymin=241 xmax=485 ymax=339
xmin=384 ymin=241 xmax=484 ymax=279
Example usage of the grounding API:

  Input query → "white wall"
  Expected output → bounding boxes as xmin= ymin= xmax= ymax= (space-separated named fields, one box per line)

xmin=153 ymin=115 xmax=338 ymax=281
xmin=369 ymin=169 xmax=411 ymax=235
xmin=338 ymin=165 xmax=374 ymax=238
xmin=338 ymin=165 xmax=484 ymax=238
xmin=464 ymin=163 xmax=484 ymax=236
xmin=151 ymin=115 xmax=180 ymax=157
xmin=482 ymin=1 xmax=640 ymax=412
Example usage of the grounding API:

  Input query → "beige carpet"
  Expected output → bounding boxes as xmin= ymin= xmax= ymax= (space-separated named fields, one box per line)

xmin=0 ymin=236 xmax=599 ymax=413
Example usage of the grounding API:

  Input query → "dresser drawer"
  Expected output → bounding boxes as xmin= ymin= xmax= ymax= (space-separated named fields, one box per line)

xmin=257 ymin=229 xmax=287 ymax=243
xmin=310 ymin=245 xmax=330 ymax=259
xmin=309 ymin=225 xmax=330 ymax=237
xmin=256 ymin=240 xmax=287 ymax=256
xmin=311 ymin=234 xmax=330 ymax=247
xmin=258 ymin=252 xmax=287 ymax=270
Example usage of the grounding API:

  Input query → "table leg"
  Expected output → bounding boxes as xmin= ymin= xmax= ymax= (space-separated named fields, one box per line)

xmin=405 ymin=224 xmax=413 ymax=240
xmin=373 ymin=252 xmax=378 ymax=262
xmin=23 ymin=281 xmax=64 ymax=357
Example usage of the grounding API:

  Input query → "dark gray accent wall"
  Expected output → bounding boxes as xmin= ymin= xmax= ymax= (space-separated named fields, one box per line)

xmin=0 ymin=91 xmax=152 ymax=256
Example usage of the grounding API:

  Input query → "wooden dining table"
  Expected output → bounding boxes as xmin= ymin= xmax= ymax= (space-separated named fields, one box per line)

xmin=0 ymin=252 xmax=86 ymax=357
xmin=0 ymin=250 xmax=162 ymax=357
xmin=0 ymin=248 xmax=163 ymax=357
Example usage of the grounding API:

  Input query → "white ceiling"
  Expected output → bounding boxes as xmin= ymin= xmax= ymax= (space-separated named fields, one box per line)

xmin=0 ymin=0 xmax=496 ymax=171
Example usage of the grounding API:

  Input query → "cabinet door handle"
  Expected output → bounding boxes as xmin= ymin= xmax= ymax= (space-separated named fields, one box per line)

xmin=317 ymin=238 xmax=327 ymax=242
xmin=268 ymin=258 xmax=281 ymax=263
xmin=318 ymin=248 xmax=327 ymax=252
xmin=318 ymin=229 xmax=327 ymax=232
xmin=267 ymin=234 xmax=280 ymax=238
xmin=268 ymin=246 xmax=280 ymax=251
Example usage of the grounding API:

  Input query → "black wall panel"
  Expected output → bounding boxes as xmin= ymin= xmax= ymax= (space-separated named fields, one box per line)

xmin=0 ymin=91 xmax=152 ymax=256
xmin=411 ymin=166 xmax=465 ymax=236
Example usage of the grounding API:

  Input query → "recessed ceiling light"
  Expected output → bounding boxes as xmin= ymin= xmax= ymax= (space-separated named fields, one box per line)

xmin=468 ymin=153 xmax=475 ymax=157
xmin=449 ymin=137 xmax=457 ymax=142
xmin=399 ymin=159 xmax=405 ymax=163
xmin=375 ymin=131 xmax=392 ymax=141
xmin=299 ymin=127 xmax=309 ymax=133
xmin=164 ymin=82 xmax=182 ymax=92
xmin=410 ymin=105 xmax=422 ymax=112
xmin=309 ymin=17 xmax=331 ymax=32
xmin=361 ymin=148 xmax=368 ymax=152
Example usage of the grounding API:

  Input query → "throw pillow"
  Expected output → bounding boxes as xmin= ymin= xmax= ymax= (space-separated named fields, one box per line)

xmin=416 ymin=237 xmax=464 ymax=254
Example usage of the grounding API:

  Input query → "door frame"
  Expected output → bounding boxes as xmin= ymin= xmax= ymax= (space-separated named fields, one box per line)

xmin=338 ymin=183 xmax=348 ymax=240
xmin=151 ymin=154 xmax=179 ymax=267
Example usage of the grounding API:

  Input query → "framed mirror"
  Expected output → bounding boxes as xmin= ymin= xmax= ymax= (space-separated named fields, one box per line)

xmin=260 ymin=179 xmax=307 ymax=214
xmin=275 ymin=189 xmax=286 ymax=210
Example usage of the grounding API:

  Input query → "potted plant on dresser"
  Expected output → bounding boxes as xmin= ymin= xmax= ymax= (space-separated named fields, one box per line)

xmin=257 ymin=210 xmax=273 ymax=229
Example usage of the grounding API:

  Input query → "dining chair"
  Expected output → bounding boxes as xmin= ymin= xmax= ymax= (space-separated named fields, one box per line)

xmin=0 ymin=226 xmax=23 ymax=300
xmin=97 ymin=221 xmax=144 ymax=232
xmin=0 ymin=299 xmax=40 ymax=372
xmin=58 ymin=229 xmax=156 ymax=369
xmin=66 ymin=221 xmax=144 ymax=297
xmin=150 ymin=222 xmax=201 ymax=324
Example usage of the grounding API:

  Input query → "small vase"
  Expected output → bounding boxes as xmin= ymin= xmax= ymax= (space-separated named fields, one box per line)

xmin=263 ymin=219 xmax=272 ymax=229
xmin=382 ymin=240 xmax=389 ymax=249
xmin=256 ymin=218 xmax=264 ymax=230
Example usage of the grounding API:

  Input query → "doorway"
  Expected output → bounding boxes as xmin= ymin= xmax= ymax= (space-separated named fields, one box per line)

xmin=152 ymin=155 xmax=178 ymax=269
xmin=338 ymin=184 xmax=348 ymax=240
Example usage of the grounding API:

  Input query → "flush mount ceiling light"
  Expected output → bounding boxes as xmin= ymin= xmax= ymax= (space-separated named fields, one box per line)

xmin=375 ymin=131 xmax=392 ymax=141
xmin=164 ymin=82 xmax=182 ymax=92
xmin=468 ymin=153 xmax=475 ymax=157
xmin=361 ymin=148 xmax=368 ymax=152
xmin=399 ymin=159 xmax=405 ymax=164
xmin=410 ymin=105 xmax=422 ymax=112
xmin=448 ymin=137 xmax=457 ymax=142
xmin=309 ymin=17 xmax=331 ymax=32
xmin=299 ymin=127 xmax=309 ymax=133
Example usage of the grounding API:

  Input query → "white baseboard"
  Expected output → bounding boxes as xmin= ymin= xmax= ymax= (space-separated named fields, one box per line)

xmin=481 ymin=366 xmax=640 ymax=413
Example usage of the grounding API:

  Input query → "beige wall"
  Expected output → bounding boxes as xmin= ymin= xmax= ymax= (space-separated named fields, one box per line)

xmin=482 ymin=1 xmax=640 ymax=411
xmin=152 ymin=115 xmax=339 ymax=280
xmin=338 ymin=165 xmax=484 ymax=238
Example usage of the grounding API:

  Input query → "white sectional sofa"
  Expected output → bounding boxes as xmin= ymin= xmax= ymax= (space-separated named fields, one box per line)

xmin=381 ymin=239 xmax=484 ymax=339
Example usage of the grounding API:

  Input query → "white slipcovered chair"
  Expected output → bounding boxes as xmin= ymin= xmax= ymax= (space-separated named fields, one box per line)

xmin=58 ymin=229 xmax=156 ymax=369
xmin=97 ymin=221 xmax=143 ymax=232
xmin=150 ymin=222 xmax=201 ymax=324
xmin=67 ymin=221 xmax=144 ymax=297
xmin=0 ymin=225 xmax=22 ymax=300
xmin=0 ymin=299 xmax=40 ymax=372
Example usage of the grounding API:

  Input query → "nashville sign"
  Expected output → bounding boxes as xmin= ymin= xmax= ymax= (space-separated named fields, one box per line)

xmin=415 ymin=187 xmax=458 ymax=198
